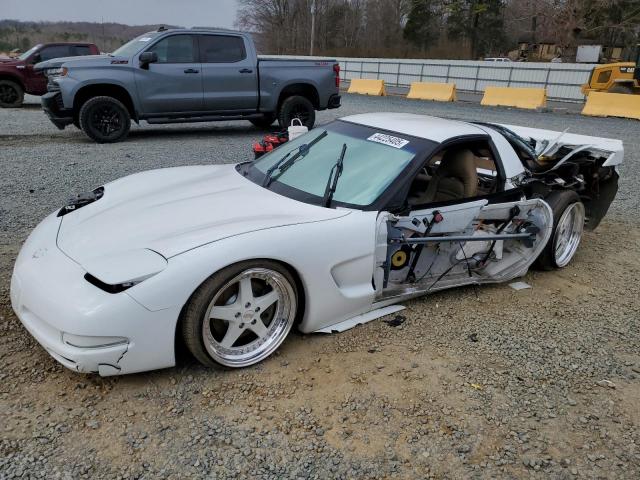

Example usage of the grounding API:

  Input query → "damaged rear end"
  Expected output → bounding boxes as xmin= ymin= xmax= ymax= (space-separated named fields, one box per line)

xmin=498 ymin=124 xmax=622 ymax=230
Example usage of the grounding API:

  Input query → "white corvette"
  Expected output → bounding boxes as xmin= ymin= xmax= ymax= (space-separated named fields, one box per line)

xmin=11 ymin=113 xmax=622 ymax=376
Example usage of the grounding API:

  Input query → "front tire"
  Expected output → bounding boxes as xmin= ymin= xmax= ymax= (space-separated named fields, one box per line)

xmin=79 ymin=96 xmax=131 ymax=143
xmin=0 ymin=79 xmax=24 ymax=108
xmin=182 ymin=260 xmax=298 ymax=368
xmin=277 ymin=95 xmax=315 ymax=129
xmin=536 ymin=190 xmax=585 ymax=270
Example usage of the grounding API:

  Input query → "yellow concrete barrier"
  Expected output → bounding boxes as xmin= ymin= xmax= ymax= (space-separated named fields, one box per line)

xmin=481 ymin=86 xmax=547 ymax=110
xmin=581 ymin=91 xmax=640 ymax=120
xmin=347 ymin=79 xmax=386 ymax=96
xmin=407 ymin=82 xmax=456 ymax=102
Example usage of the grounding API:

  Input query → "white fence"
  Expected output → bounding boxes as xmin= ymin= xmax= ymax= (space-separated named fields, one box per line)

xmin=269 ymin=55 xmax=596 ymax=103
xmin=337 ymin=57 xmax=595 ymax=102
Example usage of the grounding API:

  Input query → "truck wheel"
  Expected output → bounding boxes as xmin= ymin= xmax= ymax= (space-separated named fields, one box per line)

xmin=250 ymin=114 xmax=276 ymax=129
xmin=535 ymin=190 xmax=585 ymax=270
xmin=0 ymin=80 xmax=24 ymax=108
xmin=278 ymin=95 xmax=315 ymax=130
xmin=607 ymin=84 xmax=634 ymax=95
xmin=79 ymin=96 xmax=131 ymax=143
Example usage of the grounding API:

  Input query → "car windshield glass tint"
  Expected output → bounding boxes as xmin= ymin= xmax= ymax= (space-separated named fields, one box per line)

xmin=251 ymin=122 xmax=419 ymax=207
xmin=18 ymin=45 xmax=40 ymax=60
xmin=112 ymin=33 xmax=160 ymax=57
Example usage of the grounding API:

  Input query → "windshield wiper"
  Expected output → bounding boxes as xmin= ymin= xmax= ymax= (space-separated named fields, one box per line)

xmin=322 ymin=143 xmax=347 ymax=208
xmin=261 ymin=130 xmax=328 ymax=188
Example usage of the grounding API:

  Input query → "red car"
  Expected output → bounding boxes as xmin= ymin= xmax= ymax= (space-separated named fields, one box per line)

xmin=0 ymin=42 xmax=99 ymax=107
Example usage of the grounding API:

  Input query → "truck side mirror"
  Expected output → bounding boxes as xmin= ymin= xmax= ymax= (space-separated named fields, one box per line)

xmin=139 ymin=51 xmax=157 ymax=69
xmin=31 ymin=53 xmax=41 ymax=64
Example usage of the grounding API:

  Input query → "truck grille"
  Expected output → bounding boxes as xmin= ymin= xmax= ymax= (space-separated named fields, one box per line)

xmin=54 ymin=93 xmax=65 ymax=111
xmin=47 ymin=81 xmax=61 ymax=93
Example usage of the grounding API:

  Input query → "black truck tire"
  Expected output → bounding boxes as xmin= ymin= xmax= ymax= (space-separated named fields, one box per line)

xmin=535 ymin=190 xmax=585 ymax=270
xmin=277 ymin=95 xmax=315 ymax=129
xmin=250 ymin=114 xmax=276 ymax=129
xmin=79 ymin=96 xmax=131 ymax=143
xmin=0 ymin=79 xmax=24 ymax=108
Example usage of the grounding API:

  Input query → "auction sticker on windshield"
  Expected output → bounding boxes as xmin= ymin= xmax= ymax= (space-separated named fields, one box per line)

xmin=367 ymin=133 xmax=409 ymax=149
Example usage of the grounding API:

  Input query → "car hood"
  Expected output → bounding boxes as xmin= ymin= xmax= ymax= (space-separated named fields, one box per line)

xmin=35 ymin=54 xmax=113 ymax=71
xmin=0 ymin=58 xmax=23 ymax=66
xmin=57 ymin=164 xmax=349 ymax=264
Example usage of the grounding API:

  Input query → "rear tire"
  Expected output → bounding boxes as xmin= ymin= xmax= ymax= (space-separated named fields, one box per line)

xmin=181 ymin=260 xmax=298 ymax=368
xmin=277 ymin=95 xmax=315 ymax=129
xmin=535 ymin=190 xmax=585 ymax=270
xmin=250 ymin=114 xmax=276 ymax=129
xmin=0 ymin=79 xmax=24 ymax=108
xmin=79 ymin=96 xmax=131 ymax=143
xmin=607 ymin=84 xmax=634 ymax=95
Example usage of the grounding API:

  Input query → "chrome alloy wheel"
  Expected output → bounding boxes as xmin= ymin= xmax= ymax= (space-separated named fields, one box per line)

xmin=553 ymin=202 xmax=585 ymax=268
xmin=202 ymin=268 xmax=297 ymax=367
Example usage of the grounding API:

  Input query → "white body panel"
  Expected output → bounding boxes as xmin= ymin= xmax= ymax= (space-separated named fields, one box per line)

xmin=500 ymin=124 xmax=624 ymax=167
xmin=341 ymin=112 xmax=486 ymax=143
xmin=58 ymin=164 xmax=347 ymax=261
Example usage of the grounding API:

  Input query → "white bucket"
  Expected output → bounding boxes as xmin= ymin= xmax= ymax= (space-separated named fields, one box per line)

xmin=287 ymin=118 xmax=308 ymax=141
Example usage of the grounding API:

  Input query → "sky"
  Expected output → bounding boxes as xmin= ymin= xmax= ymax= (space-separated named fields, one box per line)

xmin=0 ymin=0 xmax=240 ymax=28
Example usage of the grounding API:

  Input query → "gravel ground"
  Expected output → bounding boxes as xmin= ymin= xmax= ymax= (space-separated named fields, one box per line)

xmin=1 ymin=94 xmax=639 ymax=479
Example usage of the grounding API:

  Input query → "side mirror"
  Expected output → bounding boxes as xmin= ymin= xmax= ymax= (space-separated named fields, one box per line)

xmin=31 ymin=53 xmax=41 ymax=64
xmin=139 ymin=51 xmax=157 ymax=69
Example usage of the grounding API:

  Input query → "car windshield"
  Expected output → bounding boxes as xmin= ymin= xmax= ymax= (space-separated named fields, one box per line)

xmin=246 ymin=121 xmax=430 ymax=208
xmin=18 ymin=45 xmax=40 ymax=60
xmin=112 ymin=33 xmax=160 ymax=57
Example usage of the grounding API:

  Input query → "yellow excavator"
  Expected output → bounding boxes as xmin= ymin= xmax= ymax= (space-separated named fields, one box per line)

xmin=581 ymin=44 xmax=640 ymax=95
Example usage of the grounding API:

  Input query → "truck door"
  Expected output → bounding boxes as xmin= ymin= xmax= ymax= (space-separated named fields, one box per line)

xmin=134 ymin=34 xmax=204 ymax=114
xmin=374 ymin=199 xmax=552 ymax=301
xmin=198 ymin=34 xmax=259 ymax=112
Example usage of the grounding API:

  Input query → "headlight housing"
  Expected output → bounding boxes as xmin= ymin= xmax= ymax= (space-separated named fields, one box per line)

xmin=82 ymin=249 xmax=168 ymax=294
xmin=57 ymin=186 xmax=104 ymax=217
xmin=45 ymin=67 xmax=68 ymax=78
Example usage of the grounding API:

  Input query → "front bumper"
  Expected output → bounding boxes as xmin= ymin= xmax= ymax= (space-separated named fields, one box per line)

xmin=41 ymin=92 xmax=73 ymax=130
xmin=10 ymin=213 xmax=180 ymax=376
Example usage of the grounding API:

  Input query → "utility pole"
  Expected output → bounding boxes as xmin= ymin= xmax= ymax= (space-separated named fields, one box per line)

xmin=101 ymin=16 xmax=106 ymax=52
xmin=310 ymin=0 xmax=316 ymax=56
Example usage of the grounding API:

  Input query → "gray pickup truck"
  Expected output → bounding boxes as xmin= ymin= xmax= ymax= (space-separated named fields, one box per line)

xmin=37 ymin=28 xmax=341 ymax=143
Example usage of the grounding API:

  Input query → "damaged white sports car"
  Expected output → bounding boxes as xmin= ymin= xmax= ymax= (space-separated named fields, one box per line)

xmin=11 ymin=113 xmax=622 ymax=375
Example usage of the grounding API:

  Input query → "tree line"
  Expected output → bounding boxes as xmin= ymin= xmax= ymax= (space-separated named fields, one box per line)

xmin=237 ymin=0 xmax=640 ymax=59
xmin=1 ymin=1 xmax=638 ymax=60
xmin=0 ymin=20 xmax=175 ymax=54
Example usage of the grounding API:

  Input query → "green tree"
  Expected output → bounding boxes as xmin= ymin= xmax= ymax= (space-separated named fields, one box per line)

xmin=403 ymin=0 xmax=439 ymax=50
xmin=446 ymin=0 xmax=507 ymax=58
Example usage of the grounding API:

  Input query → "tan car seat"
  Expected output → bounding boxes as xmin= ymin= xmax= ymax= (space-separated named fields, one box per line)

xmin=421 ymin=148 xmax=478 ymax=203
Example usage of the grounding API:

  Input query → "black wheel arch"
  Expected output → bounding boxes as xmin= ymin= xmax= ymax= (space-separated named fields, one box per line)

xmin=277 ymin=82 xmax=320 ymax=110
xmin=73 ymin=83 xmax=138 ymax=123
xmin=0 ymin=74 xmax=25 ymax=91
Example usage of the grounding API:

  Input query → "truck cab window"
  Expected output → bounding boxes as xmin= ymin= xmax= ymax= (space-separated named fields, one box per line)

xmin=73 ymin=45 xmax=92 ymax=56
xmin=148 ymin=35 xmax=196 ymax=63
xmin=39 ymin=45 xmax=73 ymax=62
xmin=199 ymin=35 xmax=246 ymax=63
